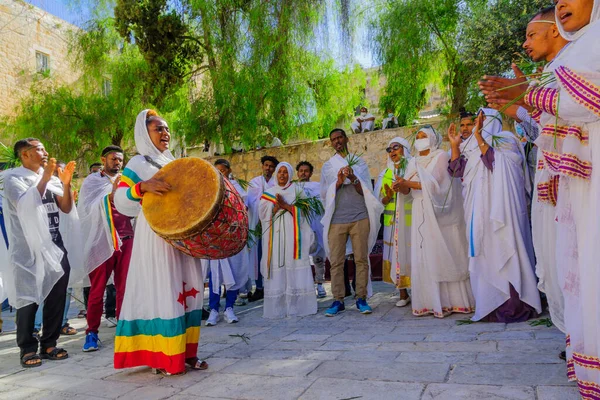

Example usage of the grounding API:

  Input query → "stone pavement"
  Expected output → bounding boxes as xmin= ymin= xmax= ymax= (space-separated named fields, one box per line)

xmin=0 ymin=282 xmax=579 ymax=400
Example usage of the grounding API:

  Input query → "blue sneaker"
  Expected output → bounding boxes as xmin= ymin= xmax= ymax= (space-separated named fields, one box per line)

xmin=356 ymin=298 xmax=372 ymax=314
xmin=325 ymin=301 xmax=345 ymax=317
xmin=82 ymin=332 xmax=100 ymax=352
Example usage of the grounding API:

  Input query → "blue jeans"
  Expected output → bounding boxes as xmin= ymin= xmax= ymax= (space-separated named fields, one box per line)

xmin=35 ymin=288 xmax=71 ymax=330
xmin=208 ymin=272 xmax=238 ymax=311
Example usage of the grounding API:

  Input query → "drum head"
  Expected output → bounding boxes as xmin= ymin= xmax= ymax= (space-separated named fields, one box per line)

xmin=142 ymin=158 xmax=224 ymax=240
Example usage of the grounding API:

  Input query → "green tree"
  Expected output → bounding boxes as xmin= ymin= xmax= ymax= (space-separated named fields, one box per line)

xmin=113 ymin=0 xmax=366 ymax=150
xmin=372 ymin=0 xmax=551 ymax=120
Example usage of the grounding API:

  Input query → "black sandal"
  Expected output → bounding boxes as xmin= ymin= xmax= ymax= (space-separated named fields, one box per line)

xmin=20 ymin=353 xmax=42 ymax=368
xmin=185 ymin=357 xmax=208 ymax=370
xmin=40 ymin=347 xmax=69 ymax=361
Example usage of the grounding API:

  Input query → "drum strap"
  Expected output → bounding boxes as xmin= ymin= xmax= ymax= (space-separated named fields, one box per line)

xmin=144 ymin=155 xmax=163 ymax=170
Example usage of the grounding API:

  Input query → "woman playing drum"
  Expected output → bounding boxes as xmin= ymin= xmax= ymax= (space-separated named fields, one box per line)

xmin=113 ymin=109 xmax=207 ymax=375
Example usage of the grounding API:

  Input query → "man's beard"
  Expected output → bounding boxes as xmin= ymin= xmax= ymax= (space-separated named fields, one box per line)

xmin=107 ymin=167 xmax=120 ymax=175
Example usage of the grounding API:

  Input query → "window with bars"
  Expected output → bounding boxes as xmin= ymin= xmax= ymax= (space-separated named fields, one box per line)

xmin=35 ymin=52 xmax=49 ymax=73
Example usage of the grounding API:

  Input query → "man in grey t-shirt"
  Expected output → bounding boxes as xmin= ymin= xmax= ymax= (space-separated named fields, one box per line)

xmin=320 ymin=129 xmax=381 ymax=316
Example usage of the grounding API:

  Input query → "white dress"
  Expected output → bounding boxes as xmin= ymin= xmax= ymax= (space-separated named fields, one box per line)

xmin=405 ymin=151 xmax=474 ymax=318
xmin=259 ymin=179 xmax=317 ymax=319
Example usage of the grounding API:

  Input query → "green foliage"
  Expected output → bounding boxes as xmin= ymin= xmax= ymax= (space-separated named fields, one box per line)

xmin=372 ymin=0 xmax=552 ymax=119
xmin=114 ymin=0 xmax=365 ymax=148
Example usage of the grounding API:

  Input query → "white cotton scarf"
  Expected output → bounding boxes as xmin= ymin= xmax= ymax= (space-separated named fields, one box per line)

xmin=135 ymin=109 xmax=175 ymax=167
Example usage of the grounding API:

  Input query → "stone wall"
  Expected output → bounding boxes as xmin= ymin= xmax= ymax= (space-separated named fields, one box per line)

xmin=0 ymin=0 xmax=79 ymax=117
xmin=187 ymin=125 xmax=443 ymax=182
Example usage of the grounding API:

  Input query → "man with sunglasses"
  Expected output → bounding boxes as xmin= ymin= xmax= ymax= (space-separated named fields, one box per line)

xmin=2 ymin=138 xmax=78 ymax=368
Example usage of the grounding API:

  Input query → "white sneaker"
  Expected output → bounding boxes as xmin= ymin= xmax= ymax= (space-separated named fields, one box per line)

xmin=396 ymin=296 xmax=411 ymax=307
xmin=224 ymin=307 xmax=239 ymax=324
xmin=316 ymin=284 xmax=327 ymax=298
xmin=206 ymin=309 xmax=220 ymax=326
xmin=104 ymin=317 xmax=118 ymax=328
xmin=239 ymin=292 xmax=248 ymax=299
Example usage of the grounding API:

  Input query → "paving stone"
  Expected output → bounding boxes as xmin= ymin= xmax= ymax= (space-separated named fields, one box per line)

xmin=384 ymin=340 xmax=498 ymax=352
xmin=221 ymin=358 xmax=322 ymax=377
xmin=497 ymin=339 xmax=565 ymax=353
xmin=449 ymin=363 xmax=572 ymax=386
xmin=318 ymin=341 xmax=380 ymax=351
xmin=476 ymin=331 xmax=534 ymax=341
xmin=371 ymin=333 xmax=427 ymax=342
xmin=119 ymin=385 xmax=182 ymax=400
xmin=422 ymin=383 xmax=535 ymax=400
xmin=268 ymin=340 xmax=327 ymax=351
xmin=311 ymin=360 xmax=449 ymax=383
xmin=300 ymin=377 xmax=424 ymax=400
xmin=180 ymin=374 xmax=316 ymax=399
xmin=449 ymin=323 xmax=506 ymax=334
xmin=424 ymin=333 xmax=477 ymax=342
xmin=536 ymin=385 xmax=580 ymax=400
xmin=336 ymin=349 xmax=401 ymax=362
xmin=41 ymin=362 xmax=120 ymax=379
xmin=323 ymin=333 xmax=375 ymax=342
xmin=392 ymin=325 xmax=453 ymax=334
xmin=156 ymin=370 xmax=211 ymax=389
xmin=1 ymin=386 xmax=62 ymax=400
xmin=476 ymin=351 xmax=564 ymax=364
xmin=535 ymin=330 xmax=567 ymax=340
xmin=281 ymin=333 xmax=332 ymax=342
xmin=104 ymin=367 xmax=163 ymax=384
xmin=395 ymin=351 xmax=477 ymax=364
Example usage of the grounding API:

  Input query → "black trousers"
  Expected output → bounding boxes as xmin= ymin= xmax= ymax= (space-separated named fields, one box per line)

xmin=105 ymin=284 xmax=116 ymax=318
xmin=16 ymin=245 xmax=70 ymax=358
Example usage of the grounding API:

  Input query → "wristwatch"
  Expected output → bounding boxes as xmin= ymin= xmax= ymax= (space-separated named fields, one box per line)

xmin=351 ymin=179 xmax=359 ymax=185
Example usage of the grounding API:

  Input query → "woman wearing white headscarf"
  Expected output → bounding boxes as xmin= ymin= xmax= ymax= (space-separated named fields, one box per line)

xmin=522 ymin=1 xmax=600 ymax=392
xmin=374 ymin=137 xmax=412 ymax=306
xmin=448 ymin=108 xmax=541 ymax=323
xmin=396 ymin=127 xmax=474 ymax=318
xmin=258 ymin=162 xmax=317 ymax=319
xmin=113 ymin=109 xmax=206 ymax=375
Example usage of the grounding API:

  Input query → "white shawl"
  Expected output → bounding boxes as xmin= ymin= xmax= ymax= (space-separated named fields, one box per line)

xmin=319 ymin=153 xmax=383 ymax=297
xmin=77 ymin=172 xmax=122 ymax=277
xmin=1 ymin=166 xmax=82 ymax=308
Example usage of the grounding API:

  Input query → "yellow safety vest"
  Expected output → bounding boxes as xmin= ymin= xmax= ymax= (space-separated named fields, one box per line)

xmin=380 ymin=168 xmax=412 ymax=227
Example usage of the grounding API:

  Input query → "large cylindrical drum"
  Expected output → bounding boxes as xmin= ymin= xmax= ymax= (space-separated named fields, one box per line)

xmin=142 ymin=157 xmax=248 ymax=259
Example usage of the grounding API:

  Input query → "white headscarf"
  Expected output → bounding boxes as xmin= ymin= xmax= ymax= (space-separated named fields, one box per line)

xmin=556 ymin=0 xmax=600 ymax=41
xmin=134 ymin=109 xmax=175 ymax=167
xmin=386 ymin=136 xmax=412 ymax=171
xmin=273 ymin=162 xmax=294 ymax=188
xmin=415 ymin=126 xmax=442 ymax=151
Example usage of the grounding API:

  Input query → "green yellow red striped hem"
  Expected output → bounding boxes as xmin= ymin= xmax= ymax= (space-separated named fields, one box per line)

xmin=103 ymin=194 xmax=120 ymax=251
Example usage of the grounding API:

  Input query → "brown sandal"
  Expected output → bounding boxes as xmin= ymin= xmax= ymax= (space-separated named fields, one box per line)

xmin=60 ymin=324 xmax=77 ymax=336
xmin=185 ymin=357 xmax=208 ymax=370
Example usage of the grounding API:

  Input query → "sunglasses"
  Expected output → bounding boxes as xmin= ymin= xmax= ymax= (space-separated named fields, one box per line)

xmin=386 ymin=144 xmax=402 ymax=153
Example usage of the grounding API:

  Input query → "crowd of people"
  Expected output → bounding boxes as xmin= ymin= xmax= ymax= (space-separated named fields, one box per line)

xmin=0 ymin=1 xmax=598 ymax=397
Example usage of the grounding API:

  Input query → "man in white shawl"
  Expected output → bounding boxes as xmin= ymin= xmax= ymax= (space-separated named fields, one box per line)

xmin=351 ymin=107 xmax=375 ymax=133
xmin=258 ymin=162 xmax=317 ymax=319
xmin=481 ymin=1 xmax=600 ymax=391
xmin=296 ymin=160 xmax=327 ymax=298
xmin=320 ymin=128 xmax=384 ymax=316
xmin=448 ymin=109 xmax=541 ymax=323
xmin=78 ymin=145 xmax=134 ymax=353
xmin=397 ymin=127 xmax=474 ymax=318
xmin=113 ymin=109 xmax=206 ymax=375
xmin=374 ymin=137 xmax=412 ymax=307
xmin=203 ymin=159 xmax=249 ymax=326
xmin=245 ymin=155 xmax=279 ymax=302
xmin=482 ymin=6 xmax=570 ymax=357
xmin=2 ymin=138 xmax=78 ymax=367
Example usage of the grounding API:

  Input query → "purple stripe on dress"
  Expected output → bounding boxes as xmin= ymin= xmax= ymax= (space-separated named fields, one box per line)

xmin=560 ymin=66 xmax=600 ymax=104
xmin=556 ymin=68 xmax=600 ymax=113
